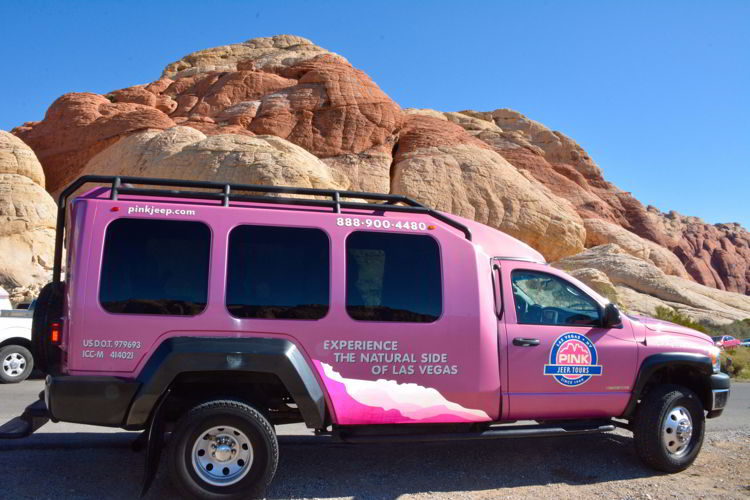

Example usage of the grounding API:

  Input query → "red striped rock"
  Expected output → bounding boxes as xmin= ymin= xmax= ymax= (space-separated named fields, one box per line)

xmin=447 ymin=109 xmax=750 ymax=295
xmin=13 ymin=93 xmax=175 ymax=195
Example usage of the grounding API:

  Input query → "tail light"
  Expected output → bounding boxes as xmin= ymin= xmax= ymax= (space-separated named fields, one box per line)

xmin=49 ymin=321 xmax=62 ymax=345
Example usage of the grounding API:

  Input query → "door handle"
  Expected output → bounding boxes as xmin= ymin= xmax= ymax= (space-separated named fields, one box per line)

xmin=513 ymin=337 xmax=540 ymax=347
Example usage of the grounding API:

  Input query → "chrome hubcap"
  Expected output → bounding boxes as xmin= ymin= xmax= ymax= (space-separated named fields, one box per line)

xmin=662 ymin=406 xmax=693 ymax=456
xmin=191 ymin=425 xmax=253 ymax=486
xmin=2 ymin=352 xmax=27 ymax=377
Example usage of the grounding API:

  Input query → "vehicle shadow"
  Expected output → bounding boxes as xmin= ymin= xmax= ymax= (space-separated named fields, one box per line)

xmin=269 ymin=432 xmax=657 ymax=499
xmin=0 ymin=431 xmax=661 ymax=499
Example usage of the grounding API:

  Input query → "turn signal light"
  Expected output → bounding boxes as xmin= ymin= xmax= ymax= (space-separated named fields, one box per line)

xmin=50 ymin=322 xmax=62 ymax=345
xmin=709 ymin=346 xmax=721 ymax=373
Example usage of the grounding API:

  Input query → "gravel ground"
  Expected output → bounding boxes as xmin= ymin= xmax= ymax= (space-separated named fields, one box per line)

xmin=1 ymin=428 xmax=747 ymax=499
xmin=1 ymin=381 xmax=748 ymax=499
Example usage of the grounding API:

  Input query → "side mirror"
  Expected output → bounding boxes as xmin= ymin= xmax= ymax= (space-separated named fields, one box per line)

xmin=602 ymin=303 xmax=622 ymax=328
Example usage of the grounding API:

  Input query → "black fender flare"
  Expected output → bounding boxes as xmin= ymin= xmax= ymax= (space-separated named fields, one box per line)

xmin=125 ymin=337 xmax=326 ymax=428
xmin=620 ymin=352 xmax=712 ymax=419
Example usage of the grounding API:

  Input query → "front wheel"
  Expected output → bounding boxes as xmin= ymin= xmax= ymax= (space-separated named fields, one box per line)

xmin=0 ymin=345 xmax=34 ymax=383
xmin=633 ymin=384 xmax=705 ymax=472
xmin=167 ymin=400 xmax=278 ymax=500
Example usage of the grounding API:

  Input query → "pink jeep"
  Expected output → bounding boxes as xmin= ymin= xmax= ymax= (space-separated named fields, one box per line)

xmin=0 ymin=176 xmax=730 ymax=499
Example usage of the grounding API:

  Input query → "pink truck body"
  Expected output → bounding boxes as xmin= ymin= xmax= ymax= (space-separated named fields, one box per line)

xmin=2 ymin=176 xmax=730 ymax=498
xmin=58 ymin=186 xmax=717 ymax=425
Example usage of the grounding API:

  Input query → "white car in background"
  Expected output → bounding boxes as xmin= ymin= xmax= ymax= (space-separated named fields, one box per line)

xmin=0 ymin=288 xmax=34 ymax=383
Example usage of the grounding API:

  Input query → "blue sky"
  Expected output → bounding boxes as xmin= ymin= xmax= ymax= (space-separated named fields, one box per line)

xmin=2 ymin=1 xmax=748 ymax=228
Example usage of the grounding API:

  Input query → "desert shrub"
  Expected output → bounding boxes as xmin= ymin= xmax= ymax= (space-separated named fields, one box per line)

xmin=653 ymin=307 xmax=709 ymax=333
xmin=653 ymin=308 xmax=750 ymax=340
xmin=721 ymin=347 xmax=750 ymax=380
xmin=709 ymin=318 xmax=750 ymax=340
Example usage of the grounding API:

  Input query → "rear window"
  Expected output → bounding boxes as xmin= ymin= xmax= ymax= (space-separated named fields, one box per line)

xmin=346 ymin=231 xmax=442 ymax=322
xmin=226 ymin=225 xmax=330 ymax=320
xmin=99 ymin=218 xmax=211 ymax=316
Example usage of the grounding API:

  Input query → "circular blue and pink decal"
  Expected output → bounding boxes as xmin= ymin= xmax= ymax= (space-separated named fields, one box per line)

xmin=543 ymin=332 xmax=603 ymax=387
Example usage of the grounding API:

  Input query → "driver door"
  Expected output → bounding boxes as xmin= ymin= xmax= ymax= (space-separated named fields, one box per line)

xmin=502 ymin=264 xmax=637 ymax=420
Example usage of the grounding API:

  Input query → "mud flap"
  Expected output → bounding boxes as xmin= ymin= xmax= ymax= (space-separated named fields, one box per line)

xmin=140 ymin=388 xmax=171 ymax=497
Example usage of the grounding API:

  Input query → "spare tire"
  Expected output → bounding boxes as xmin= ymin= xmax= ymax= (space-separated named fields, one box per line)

xmin=32 ymin=281 xmax=64 ymax=374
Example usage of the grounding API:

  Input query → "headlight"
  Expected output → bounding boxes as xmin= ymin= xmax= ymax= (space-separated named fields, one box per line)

xmin=710 ymin=346 xmax=721 ymax=373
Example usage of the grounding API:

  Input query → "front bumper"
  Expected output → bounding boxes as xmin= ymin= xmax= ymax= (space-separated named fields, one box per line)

xmin=706 ymin=372 xmax=730 ymax=418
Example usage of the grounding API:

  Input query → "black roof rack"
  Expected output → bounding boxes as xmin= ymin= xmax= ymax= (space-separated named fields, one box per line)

xmin=52 ymin=175 xmax=472 ymax=282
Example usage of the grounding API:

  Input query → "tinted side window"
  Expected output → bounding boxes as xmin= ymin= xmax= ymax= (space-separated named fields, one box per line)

xmin=346 ymin=232 xmax=442 ymax=322
xmin=100 ymin=218 xmax=210 ymax=316
xmin=226 ymin=226 xmax=329 ymax=320
xmin=511 ymin=270 xmax=601 ymax=326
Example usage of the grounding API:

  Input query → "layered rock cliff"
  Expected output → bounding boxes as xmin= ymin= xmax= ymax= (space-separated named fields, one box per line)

xmin=6 ymin=35 xmax=749 ymax=323
xmin=0 ymin=131 xmax=56 ymax=293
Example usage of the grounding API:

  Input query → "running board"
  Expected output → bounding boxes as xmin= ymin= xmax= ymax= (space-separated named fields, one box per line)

xmin=335 ymin=422 xmax=615 ymax=443
xmin=0 ymin=399 xmax=50 ymax=439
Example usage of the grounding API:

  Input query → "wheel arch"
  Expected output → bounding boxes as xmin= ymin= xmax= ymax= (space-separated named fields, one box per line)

xmin=621 ymin=352 xmax=713 ymax=419
xmin=125 ymin=337 xmax=327 ymax=429
xmin=0 ymin=336 xmax=33 ymax=351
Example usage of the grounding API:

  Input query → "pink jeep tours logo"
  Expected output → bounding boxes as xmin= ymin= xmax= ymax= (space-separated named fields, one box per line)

xmin=543 ymin=332 xmax=603 ymax=387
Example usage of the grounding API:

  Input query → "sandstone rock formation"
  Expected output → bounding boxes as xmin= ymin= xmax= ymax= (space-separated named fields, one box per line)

xmin=8 ymin=285 xmax=40 ymax=308
xmin=566 ymin=268 xmax=620 ymax=304
xmin=322 ymin=150 xmax=392 ymax=194
xmin=6 ymin=35 xmax=750 ymax=324
xmin=391 ymin=114 xmax=585 ymax=261
xmin=582 ymin=218 xmax=689 ymax=278
xmin=446 ymin=108 xmax=750 ymax=295
xmin=554 ymin=244 xmax=750 ymax=326
xmin=162 ymin=35 xmax=347 ymax=80
xmin=644 ymin=208 xmax=750 ymax=295
xmin=83 ymin=126 xmax=344 ymax=191
xmin=248 ymin=54 xmax=402 ymax=158
xmin=0 ymin=131 xmax=56 ymax=291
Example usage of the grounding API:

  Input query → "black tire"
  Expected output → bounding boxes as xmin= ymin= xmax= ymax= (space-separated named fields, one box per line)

xmin=0 ymin=344 xmax=34 ymax=383
xmin=633 ymin=384 xmax=705 ymax=472
xmin=167 ymin=400 xmax=278 ymax=500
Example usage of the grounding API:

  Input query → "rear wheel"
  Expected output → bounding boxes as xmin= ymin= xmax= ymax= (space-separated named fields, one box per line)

xmin=0 ymin=345 xmax=34 ymax=383
xmin=167 ymin=400 xmax=278 ymax=500
xmin=633 ymin=384 xmax=704 ymax=472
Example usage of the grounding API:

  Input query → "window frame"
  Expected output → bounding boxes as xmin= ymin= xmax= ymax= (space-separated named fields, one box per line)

xmin=344 ymin=230 xmax=444 ymax=324
xmin=224 ymin=223 xmax=332 ymax=321
xmin=491 ymin=258 xmax=504 ymax=319
xmin=98 ymin=217 xmax=212 ymax=318
xmin=510 ymin=268 xmax=604 ymax=327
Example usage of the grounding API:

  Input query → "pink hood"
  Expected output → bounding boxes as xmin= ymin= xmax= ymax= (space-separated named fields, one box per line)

xmin=630 ymin=314 xmax=713 ymax=345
